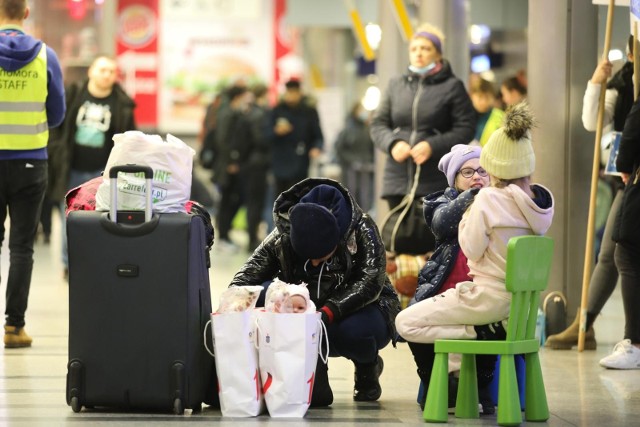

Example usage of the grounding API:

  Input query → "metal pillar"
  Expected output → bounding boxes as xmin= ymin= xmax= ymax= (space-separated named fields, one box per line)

xmin=528 ymin=0 xmax=598 ymax=311
xmin=373 ymin=0 xmax=408 ymax=220
xmin=419 ymin=0 xmax=470 ymax=87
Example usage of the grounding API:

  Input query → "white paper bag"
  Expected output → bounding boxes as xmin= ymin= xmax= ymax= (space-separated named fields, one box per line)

xmin=255 ymin=311 xmax=327 ymax=418
xmin=95 ymin=131 xmax=195 ymax=213
xmin=208 ymin=311 xmax=264 ymax=417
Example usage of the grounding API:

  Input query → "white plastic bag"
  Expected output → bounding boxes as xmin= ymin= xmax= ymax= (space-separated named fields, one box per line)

xmin=255 ymin=311 xmax=327 ymax=418
xmin=207 ymin=310 xmax=265 ymax=417
xmin=95 ymin=131 xmax=195 ymax=213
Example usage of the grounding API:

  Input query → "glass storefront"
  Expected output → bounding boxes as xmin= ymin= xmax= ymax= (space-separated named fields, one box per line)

xmin=28 ymin=0 xmax=114 ymax=85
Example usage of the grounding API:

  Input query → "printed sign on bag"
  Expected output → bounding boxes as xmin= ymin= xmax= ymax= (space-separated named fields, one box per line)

xmin=209 ymin=311 xmax=265 ymax=417
xmin=256 ymin=311 xmax=325 ymax=418
xmin=95 ymin=131 xmax=194 ymax=213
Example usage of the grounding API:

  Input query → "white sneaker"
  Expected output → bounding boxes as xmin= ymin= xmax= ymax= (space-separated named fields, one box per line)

xmin=599 ymin=339 xmax=640 ymax=369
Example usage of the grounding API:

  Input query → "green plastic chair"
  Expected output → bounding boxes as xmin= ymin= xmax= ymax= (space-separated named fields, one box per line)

xmin=423 ymin=235 xmax=554 ymax=426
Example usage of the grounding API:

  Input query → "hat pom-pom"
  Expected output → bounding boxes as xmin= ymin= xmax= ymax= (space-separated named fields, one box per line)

xmin=503 ymin=102 xmax=535 ymax=141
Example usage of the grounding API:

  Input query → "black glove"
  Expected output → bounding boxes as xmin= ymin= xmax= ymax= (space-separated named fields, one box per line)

xmin=320 ymin=311 xmax=331 ymax=325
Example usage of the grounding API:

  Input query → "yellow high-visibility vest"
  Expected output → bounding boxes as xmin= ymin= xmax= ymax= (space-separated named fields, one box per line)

xmin=0 ymin=43 xmax=48 ymax=150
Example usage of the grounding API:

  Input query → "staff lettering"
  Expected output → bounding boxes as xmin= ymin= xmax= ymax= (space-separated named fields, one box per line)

xmin=0 ymin=80 xmax=28 ymax=89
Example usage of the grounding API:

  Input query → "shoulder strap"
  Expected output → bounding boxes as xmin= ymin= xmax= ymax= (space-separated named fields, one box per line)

xmin=379 ymin=164 xmax=421 ymax=253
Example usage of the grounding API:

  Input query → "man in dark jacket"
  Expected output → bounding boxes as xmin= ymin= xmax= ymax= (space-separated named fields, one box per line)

xmin=51 ymin=55 xmax=136 ymax=278
xmin=229 ymin=178 xmax=401 ymax=405
xmin=267 ymin=79 xmax=323 ymax=196
xmin=212 ymin=84 xmax=253 ymax=251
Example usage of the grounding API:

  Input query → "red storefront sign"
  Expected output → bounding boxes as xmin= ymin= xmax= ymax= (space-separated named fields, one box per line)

xmin=116 ymin=0 xmax=159 ymax=128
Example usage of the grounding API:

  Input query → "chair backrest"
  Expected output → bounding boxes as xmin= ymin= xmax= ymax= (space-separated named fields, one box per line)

xmin=504 ymin=235 xmax=554 ymax=342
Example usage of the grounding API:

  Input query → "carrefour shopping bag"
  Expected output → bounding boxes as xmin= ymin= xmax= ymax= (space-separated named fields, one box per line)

xmin=95 ymin=131 xmax=194 ymax=213
xmin=255 ymin=311 xmax=328 ymax=418
xmin=205 ymin=311 xmax=265 ymax=417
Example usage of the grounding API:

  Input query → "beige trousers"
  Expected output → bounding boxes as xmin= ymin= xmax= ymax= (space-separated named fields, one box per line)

xmin=395 ymin=281 xmax=511 ymax=344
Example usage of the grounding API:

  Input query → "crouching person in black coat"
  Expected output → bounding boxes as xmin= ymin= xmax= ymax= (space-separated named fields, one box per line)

xmin=228 ymin=178 xmax=401 ymax=405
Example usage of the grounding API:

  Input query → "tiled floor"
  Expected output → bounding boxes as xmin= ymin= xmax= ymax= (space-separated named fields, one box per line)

xmin=1 ymin=213 xmax=639 ymax=426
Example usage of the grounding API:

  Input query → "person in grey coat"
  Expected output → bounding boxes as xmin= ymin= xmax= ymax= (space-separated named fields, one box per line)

xmin=370 ymin=23 xmax=476 ymax=254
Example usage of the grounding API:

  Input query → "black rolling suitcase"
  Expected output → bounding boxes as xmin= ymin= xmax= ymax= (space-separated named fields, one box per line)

xmin=66 ymin=165 xmax=213 ymax=414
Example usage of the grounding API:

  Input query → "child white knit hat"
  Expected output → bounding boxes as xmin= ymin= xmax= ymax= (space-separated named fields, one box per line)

xmin=480 ymin=102 xmax=536 ymax=180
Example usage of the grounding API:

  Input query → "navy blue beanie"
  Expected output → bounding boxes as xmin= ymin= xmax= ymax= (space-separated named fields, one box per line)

xmin=289 ymin=185 xmax=351 ymax=259
xmin=299 ymin=185 xmax=350 ymax=235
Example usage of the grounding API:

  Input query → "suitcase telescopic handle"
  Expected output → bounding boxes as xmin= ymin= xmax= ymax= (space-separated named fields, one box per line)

xmin=109 ymin=164 xmax=153 ymax=179
xmin=109 ymin=164 xmax=153 ymax=223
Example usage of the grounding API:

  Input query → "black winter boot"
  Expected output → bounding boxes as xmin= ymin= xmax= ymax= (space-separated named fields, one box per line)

xmin=353 ymin=355 xmax=384 ymax=401
xmin=448 ymin=374 xmax=459 ymax=409
xmin=476 ymin=354 xmax=498 ymax=414
xmin=310 ymin=359 xmax=333 ymax=407
xmin=474 ymin=321 xmax=507 ymax=341
xmin=409 ymin=342 xmax=436 ymax=409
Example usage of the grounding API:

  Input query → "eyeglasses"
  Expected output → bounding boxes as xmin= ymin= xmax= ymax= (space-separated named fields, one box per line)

xmin=458 ymin=167 xmax=488 ymax=178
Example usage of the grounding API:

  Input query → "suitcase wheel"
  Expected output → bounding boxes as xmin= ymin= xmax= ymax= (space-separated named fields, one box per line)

xmin=173 ymin=397 xmax=183 ymax=415
xmin=70 ymin=396 xmax=82 ymax=413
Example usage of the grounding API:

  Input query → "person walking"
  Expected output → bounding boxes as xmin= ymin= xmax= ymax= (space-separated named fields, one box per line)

xmin=0 ymin=0 xmax=66 ymax=348
xmin=53 ymin=54 xmax=136 ymax=279
xmin=267 ymin=79 xmax=323 ymax=197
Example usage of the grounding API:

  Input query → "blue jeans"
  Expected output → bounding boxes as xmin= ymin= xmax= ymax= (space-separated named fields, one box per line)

xmin=61 ymin=169 xmax=102 ymax=268
xmin=0 ymin=159 xmax=47 ymax=327
xmin=324 ymin=304 xmax=391 ymax=365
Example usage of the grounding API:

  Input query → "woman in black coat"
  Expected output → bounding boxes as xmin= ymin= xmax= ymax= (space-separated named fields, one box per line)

xmin=370 ymin=23 xmax=476 ymax=221
xmin=602 ymin=96 xmax=640 ymax=369
xmin=228 ymin=178 xmax=401 ymax=405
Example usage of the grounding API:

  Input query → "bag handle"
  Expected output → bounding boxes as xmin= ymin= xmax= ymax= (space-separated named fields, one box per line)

xmin=542 ymin=291 xmax=567 ymax=314
xmin=379 ymin=164 xmax=422 ymax=253
xmin=203 ymin=319 xmax=214 ymax=358
xmin=253 ymin=313 xmax=261 ymax=350
xmin=317 ymin=318 xmax=330 ymax=364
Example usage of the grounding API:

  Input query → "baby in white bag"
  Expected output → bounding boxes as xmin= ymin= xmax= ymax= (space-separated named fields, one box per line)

xmin=265 ymin=278 xmax=316 ymax=314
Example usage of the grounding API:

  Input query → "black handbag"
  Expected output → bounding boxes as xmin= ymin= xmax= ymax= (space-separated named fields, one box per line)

xmin=380 ymin=164 xmax=436 ymax=255
xmin=612 ymin=167 xmax=640 ymax=246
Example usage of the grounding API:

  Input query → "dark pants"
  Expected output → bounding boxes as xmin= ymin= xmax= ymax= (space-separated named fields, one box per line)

xmin=615 ymin=243 xmax=640 ymax=343
xmin=325 ymin=304 xmax=391 ymax=365
xmin=216 ymin=173 xmax=244 ymax=241
xmin=39 ymin=194 xmax=55 ymax=237
xmin=588 ymin=189 xmax=623 ymax=318
xmin=0 ymin=159 xmax=47 ymax=327
xmin=245 ymin=165 xmax=268 ymax=246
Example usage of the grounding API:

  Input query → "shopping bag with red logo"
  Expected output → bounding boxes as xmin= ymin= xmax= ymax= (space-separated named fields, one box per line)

xmin=205 ymin=310 xmax=265 ymax=417
xmin=255 ymin=311 xmax=328 ymax=418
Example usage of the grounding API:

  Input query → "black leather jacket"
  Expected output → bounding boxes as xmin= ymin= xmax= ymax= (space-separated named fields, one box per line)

xmin=229 ymin=178 xmax=401 ymax=339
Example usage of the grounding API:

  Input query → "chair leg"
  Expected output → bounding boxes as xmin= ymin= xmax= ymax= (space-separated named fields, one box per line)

xmin=423 ymin=352 xmax=449 ymax=423
xmin=524 ymin=352 xmax=549 ymax=422
xmin=455 ymin=353 xmax=479 ymax=419
xmin=497 ymin=355 xmax=523 ymax=426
